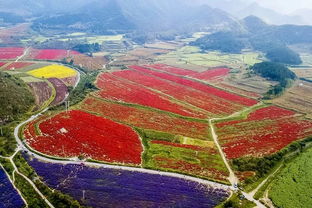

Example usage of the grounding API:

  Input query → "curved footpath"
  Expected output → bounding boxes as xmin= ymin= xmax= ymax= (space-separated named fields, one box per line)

xmin=14 ymin=109 xmax=230 ymax=191
xmin=12 ymin=68 xmax=266 ymax=208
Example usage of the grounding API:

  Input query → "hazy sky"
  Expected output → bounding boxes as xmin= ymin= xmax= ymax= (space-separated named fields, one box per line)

xmin=254 ymin=0 xmax=312 ymax=14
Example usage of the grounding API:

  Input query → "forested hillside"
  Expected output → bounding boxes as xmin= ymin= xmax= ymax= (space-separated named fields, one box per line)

xmin=0 ymin=72 xmax=34 ymax=124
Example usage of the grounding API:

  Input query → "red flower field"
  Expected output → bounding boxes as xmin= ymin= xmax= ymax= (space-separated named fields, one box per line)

xmin=96 ymin=73 xmax=206 ymax=118
xmin=146 ymin=64 xmax=196 ymax=76
xmin=28 ymin=49 xmax=80 ymax=60
xmin=112 ymin=70 xmax=243 ymax=116
xmin=217 ymin=83 xmax=261 ymax=99
xmin=24 ymin=110 xmax=143 ymax=165
xmin=0 ymin=48 xmax=24 ymax=59
xmin=130 ymin=65 xmax=257 ymax=106
xmin=5 ymin=62 xmax=33 ymax=70
xmin=81 ymin=97 xmax=210 ymax=140
xmin=190 ymin=68 xmax=230 ymax=81
xmin=216 ymin=106 xmax=312 ymax=159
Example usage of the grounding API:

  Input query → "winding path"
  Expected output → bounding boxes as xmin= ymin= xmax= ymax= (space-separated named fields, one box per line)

xmin=14 ymin=109 xmax=231 ymax=191
xmin=249 ymin=164 xmax=282 ymax=198
xmin=15 ymin=47 xmax=30 ymax=62
xmin=0 ymin=162 xmax=28 ymax=207
xmin=11 ymin=67 xmax=269 ymax=207
xmin=15 ymin=106 xmax=267 ymax=207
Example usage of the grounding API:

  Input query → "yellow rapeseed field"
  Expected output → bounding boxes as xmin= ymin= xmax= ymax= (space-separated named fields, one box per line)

xmin=27 ymin=65 xmax=77 ymax=79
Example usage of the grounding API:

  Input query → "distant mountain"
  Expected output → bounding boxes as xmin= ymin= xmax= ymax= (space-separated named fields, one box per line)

xmin=0 ymin=0 xmax=89 ymax=16
xmin=31 ymin=0 xmax=242 ymax=34
xmin=197 ymin=0 xmax=305 ymax=26
xmin=242 ymin=15 xmax=270 ymax=33
xmin=236 ymin=2 xmax=304 ymax=25
xmin=242 ymin=16 xmax=312 ymax=46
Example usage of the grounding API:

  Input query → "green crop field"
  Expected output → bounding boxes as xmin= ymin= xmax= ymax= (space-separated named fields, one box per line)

xmin=158 ymin=46 xmax=263 ymax=68
xmin=269 ymin=147 xmax=312 ymax=208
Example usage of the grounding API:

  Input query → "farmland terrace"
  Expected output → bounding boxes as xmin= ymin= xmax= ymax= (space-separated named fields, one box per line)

xmin=1 ymin=46 xmax=312 ymax=208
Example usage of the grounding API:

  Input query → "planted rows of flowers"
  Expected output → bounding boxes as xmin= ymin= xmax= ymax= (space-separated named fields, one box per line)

xmin=96 ymin=73 xmax=206 ymax=118
xmin=24 ymin=110 xmax=143 ymax=165
xmin=111 ymin=69 xmax=242 ymax=116
xmin=27 ymin=157 xmax=230 ymax=208
xmin=146 ymin=64 xmax=230 ymax=83
xmin=80 ymin=96 xmax=231 ymax=182
xmin=146 ymin=139 xmax=229 ymax=182
xmin=0 ymin=47 xmax=82 ymax=61
xmin=27 ymin=65 xmax=77 ymax=79
xmin=48 ymin=78 xmax=68 ymax=106
xmin=81 ymin=97 xmax=210 ymax=140
xmin=27 ymin=49 xmax=80 ymax=60
xmin=0 ymin=169 xmax=25 ymax=208
xmin=217 ymin=83 xmax=261 ymax=99
xmin=216 ymin=106 xmax=312 ymax=159
xmin=4 ymin=62 xmax=33 ymax=70
xmin=130 ymin=65 xmax=257 ymax=106
xmin=145 ymin=63 xmax=197 ymax=76
xmin=0 ymin=47 xmax=24 ymax=59
xmin=190 ymin=67 xmax=230 ymax=81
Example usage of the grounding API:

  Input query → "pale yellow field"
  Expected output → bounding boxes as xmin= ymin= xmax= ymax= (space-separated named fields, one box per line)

xmin=27 ymin=65 xmax=77 ymax=79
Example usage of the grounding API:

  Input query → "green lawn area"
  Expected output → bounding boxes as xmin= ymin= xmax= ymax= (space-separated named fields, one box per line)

xmin=269 ymin=147 xmax=312 ymax=208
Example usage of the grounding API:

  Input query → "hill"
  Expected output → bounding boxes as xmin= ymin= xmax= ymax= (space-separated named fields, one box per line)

xmin=31 ymin=0 xmax=241 ymax=35
xmin=0 ymin=72 xmax=34 ymax=125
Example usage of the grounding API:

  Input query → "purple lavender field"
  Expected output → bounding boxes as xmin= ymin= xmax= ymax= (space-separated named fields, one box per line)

xmin=27 ymin=158 xmax=230 ymax=208
xmin=0 ymin=169 xmax=24 ymax=208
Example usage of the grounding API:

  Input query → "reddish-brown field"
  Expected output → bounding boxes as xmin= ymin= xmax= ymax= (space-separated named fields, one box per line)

xmin=28 ymin=81 xmax=53 ymax=110
xmin=48 ymin=78 xmax=68 ymax=105
xmin=67 ymin=54 xmax=108 ymax=71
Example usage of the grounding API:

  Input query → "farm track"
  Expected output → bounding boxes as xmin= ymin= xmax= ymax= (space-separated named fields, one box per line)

xmin=0 ymin=161 xmax=28 ymax=207
xmin=209 ymin=119 xmax=238 ymax=186
xmin=15 ymin=110 xmax=231 ymax=191
xmin=17 ymin=105 xmax=267 ymax=207
xmin=15 ymin=47 xmax=30 ymax=62
xmin=249 ymin=164 xmax=283 ymax=198
xmin=0 ymin=149 xmax=54 ymax=208
xmin=9 ymin=66 xmax=268 ymax=207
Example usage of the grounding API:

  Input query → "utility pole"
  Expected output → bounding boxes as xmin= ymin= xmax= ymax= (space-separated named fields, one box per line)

xmin=82 ymin=190 xmax=86 ymax=201
xmin=65 ymin=100 xmax=70 ymax=113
